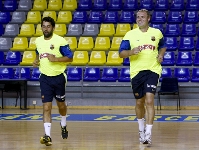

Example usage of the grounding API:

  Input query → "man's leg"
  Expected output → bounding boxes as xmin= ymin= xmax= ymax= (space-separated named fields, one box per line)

xmin=43 ymin=102 xmax=52 ymax=136
xmin=56 ymin=100 xmax=68 ymax=139
xmin=136 ymin=96 xmax=146 ymax=144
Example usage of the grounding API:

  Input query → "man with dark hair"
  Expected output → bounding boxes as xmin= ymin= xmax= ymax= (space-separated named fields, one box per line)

xmin=33 ymin=16 xmax=73 ymax=146
xmin=119 ymin=9 xmax=166 ymax=145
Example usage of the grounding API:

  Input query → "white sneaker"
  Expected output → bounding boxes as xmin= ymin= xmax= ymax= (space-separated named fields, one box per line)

xmin=139 ymin=131 xmax=145 ymax=144
xmin=143 ymin=133 xmax=152 ymax=145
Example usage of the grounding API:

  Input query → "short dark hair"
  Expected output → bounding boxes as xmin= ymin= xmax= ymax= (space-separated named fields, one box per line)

xmin=41 ymin=16 xmax=55 ymax=27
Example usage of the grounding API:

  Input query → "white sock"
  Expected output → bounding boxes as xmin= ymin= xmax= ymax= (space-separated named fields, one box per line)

xmin=61 ymin=116 xmax=66 ymax=127
xmin=44 ymin=123 xmax=51 ymax=137
xmin=145 ymin=124 xmax=153 ymax=134
xmin=138 ymin=118 xmax=145 ymax=132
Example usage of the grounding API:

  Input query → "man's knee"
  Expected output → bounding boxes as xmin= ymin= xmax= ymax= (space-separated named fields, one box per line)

xmin=43 ymin=103 xmax=52 ymax=111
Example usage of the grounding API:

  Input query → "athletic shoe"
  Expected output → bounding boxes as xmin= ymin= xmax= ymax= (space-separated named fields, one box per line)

xmin=40 ymin=134 xmax=52 ymax=146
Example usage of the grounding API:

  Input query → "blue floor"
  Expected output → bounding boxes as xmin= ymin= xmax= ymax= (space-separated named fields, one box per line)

xmin=1 ymin=114 xmax=199 ymax=122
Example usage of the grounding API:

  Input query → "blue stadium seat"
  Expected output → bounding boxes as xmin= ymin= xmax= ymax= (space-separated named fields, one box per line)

xmin=195 ymin=39 xmax=199 ymax=51
xmin=150 ymin=24 xmax=164 ymax=33
xmin=181 ymin=24 xmax=196 ymax=37
xmin=164 ymin=24 xmax=180 ymax=37
xmin=118 ymin=68 xmax=130 ymax=82
xmin=123 ymin=57 xmax=130 ymax=66
xmin=186 ymin=0 xmax=199 ymax=10
xmin=161 ymin=51 xmax=175 ymax=66
xmin=0 ymin=68 xmax=14 ymax=79
xmin=100 ymin=68 xmax=118 ymax=82
xmin=0 ymin=0 xmax=2 ymax=10
xmin=151 ymin=11 xmax=166 ymax=24
xmin=178 ymin=37 xmax=195 ymax=51
xmin=93 ymin=0 xmax=107 ymax=11
xmin=159 ymin=68 xmax=172 ymax=82
xmin=193 ymin=52 xmax=199 ymax=66
xmin=30 ymin=68 xmax=41 ymax=81
xmin=176 ymin=51 xmax=193 ymax=66
xmin=3 ymin=51 xmax=21 ymax=66
xmin=164 ymin=37 xmax=178 ymax=51
xmin=174 ymin=68 xmax=190 ymax=82
xmin=14 ymin=68 xmax=31 ymax=79
xmin=72 ymin=11 xmax=87 ymax=23
xmin=139 ymin=0 xmax=154 ymax=11
xmin=0 ymin=12 xmax=11 ymax=24
xmin=103 ymin=11 xmax=118 ymax=23
xmin=170 ymin=0 xmax=185 ymax=11
xmin=87 ymin=11 xmax=103 ymax=23
xmin=3 ymin=0 xmax=17 ymax=12
xmin=0 ymin=24 xmax=4 ymax=36
xmin=123 ymin=0 xmax=138 ymax=11
xmin=108 ymin=0 xmax=122 ymax=11
xmin=154 ymin=0 xmax=169 ymax=11
xmin=167 ymin=11 xmax=183 ymax=24
xmin=191 ymin=68 xmax=199 ymax=82
xmin=0 ymin=51 xmax=4 ymax=65
xmin=77 ymin=0 xmax=92 ymax=11
xmin=183 ymin=11 xmax=199 ymax=24
xmin=83 ymin=67 xmax=100 ymax=81
xmin=67 ymin=67 xmax=82 ymax=81
xmin=119 ymin=11 xmax=135 ymax=23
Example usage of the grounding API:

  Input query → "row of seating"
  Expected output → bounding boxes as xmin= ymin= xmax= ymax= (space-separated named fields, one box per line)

xmin=2 ymin=22 xmax=199 ymax=38
xmin=1 ymin=10 xmax=199 ymax=25
xmin=1 ymin=66 xmax=198 ymax=82
xmin=1 ymin=36 xmax=199 ymax=52
xmin=1 ymin=50 xmax=199 ymax=67
xmin=2 ymin=0 xmax=199 ymax=12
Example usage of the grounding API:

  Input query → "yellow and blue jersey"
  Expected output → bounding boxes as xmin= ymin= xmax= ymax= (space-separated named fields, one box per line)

xmin=35 ymin=33 xmax=73 ymax=76
xmin=119 ymin=27 xmax=166 ymax=79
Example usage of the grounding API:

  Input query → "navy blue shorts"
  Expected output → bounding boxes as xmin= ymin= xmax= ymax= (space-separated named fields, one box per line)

xmin=39 ymin=73 xmax=66 ymax=103
xmin=131 ymin=70 xmax=159 ymax=99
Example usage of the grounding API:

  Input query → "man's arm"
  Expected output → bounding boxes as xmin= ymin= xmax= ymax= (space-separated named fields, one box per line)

xmin=157 ymin=37 xmax=167 ymax=63
xmin=33 ymin=50 xmax=40 ymax=67
xmin=119 ymin=40 xmax=140 ymax=58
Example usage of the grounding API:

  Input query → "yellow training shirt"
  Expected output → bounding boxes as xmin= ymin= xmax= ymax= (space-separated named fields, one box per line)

xmin=35 ymin=33 xmax=70 ymax=76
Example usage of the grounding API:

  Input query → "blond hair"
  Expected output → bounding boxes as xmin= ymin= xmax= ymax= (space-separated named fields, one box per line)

xmin=137 ymin=9 xmax=150 ymax=18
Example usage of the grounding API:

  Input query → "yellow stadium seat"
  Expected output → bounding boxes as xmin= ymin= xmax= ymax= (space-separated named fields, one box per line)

xmin=106 ymin=51 xmax=123 ymax=66
xmin=56 ymin=11 xmax=72 ymax=24
xmin=20 ymin=51 xmax=36 ymax=66
xmin=25 ymin=11 xmax=41 ymax=24
xmin=133 ymin=24 xmax=138 ymax=29
xmin=114 ymin=24 xmax=131 ymax=37
xmin=98 ymin=24 xmax=115 ymax=37
xmin=64 ymin=37 xmax=77 ymax=51
xmin=47 ymin=0 xmax=62 ymax=11
xmin=32 ymin=0 xmax=47 ymax=11
xmin=71 ymin=51 xmax=89 ymax=66
xmin=10 ymin=37 xmax=28 ymax=51
xmin=26 ymin=37 xmax=37 ymax=51
xmin=54 ymin=24 xmax=67 ymax=36
xmin=42 ymin=11 xmax=57 ymax=21
xmin=62 ymin=0 xmax=77 ymax=11
xmin=18 ymin=24 xmax=35 ymax=37
xmin=76 ymin=37 xmax=94 ymax=51
xmin=110 ymin=37 xmax=123 ymax=51
xmin=93 ymin=37 xmax=110 ymax=51
xmin=88 ymin=51 xmax=106 ymax=66
xmin=34 ymin=24 xmax=43 ymax=37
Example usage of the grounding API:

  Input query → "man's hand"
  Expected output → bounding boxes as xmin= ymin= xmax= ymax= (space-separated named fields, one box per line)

xmin=129 ymin=47 xmax=141 ymax=56
xmin=157 ymin=54 xmax=164 ymax=63
xmin=47 ymin=54 xmax=57 ymax=62
xmin=33 ymin=60 xmax=40 ymax=67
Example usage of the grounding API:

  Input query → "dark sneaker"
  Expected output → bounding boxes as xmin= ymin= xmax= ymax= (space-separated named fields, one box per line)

xmin=40 ymin=134 xmax=52 ymax=146
xmin=143 ymin=133 xmax=152 ymax=145
xmin=61 ymin=124 xmax=68 ymax=139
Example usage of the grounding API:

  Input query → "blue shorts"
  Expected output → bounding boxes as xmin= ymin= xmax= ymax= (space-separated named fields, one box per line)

xmin=39 ymin=73 xmax=67 ymax=103
xmin=131 ymin=70 xmax=159 ymax=99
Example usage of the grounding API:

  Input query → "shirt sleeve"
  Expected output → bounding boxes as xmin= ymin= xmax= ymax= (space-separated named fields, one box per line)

xmin=118 ymin=32 xmax=131 ymax=53
xmin=158 ymin=31 xmax=166 ymax=50
xmin=59 ymin=45 xmax=73 ymax=58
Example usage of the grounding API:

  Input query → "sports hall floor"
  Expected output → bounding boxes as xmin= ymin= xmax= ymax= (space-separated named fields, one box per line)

xmin=0 ymin=108 xmax=199 ymax=150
